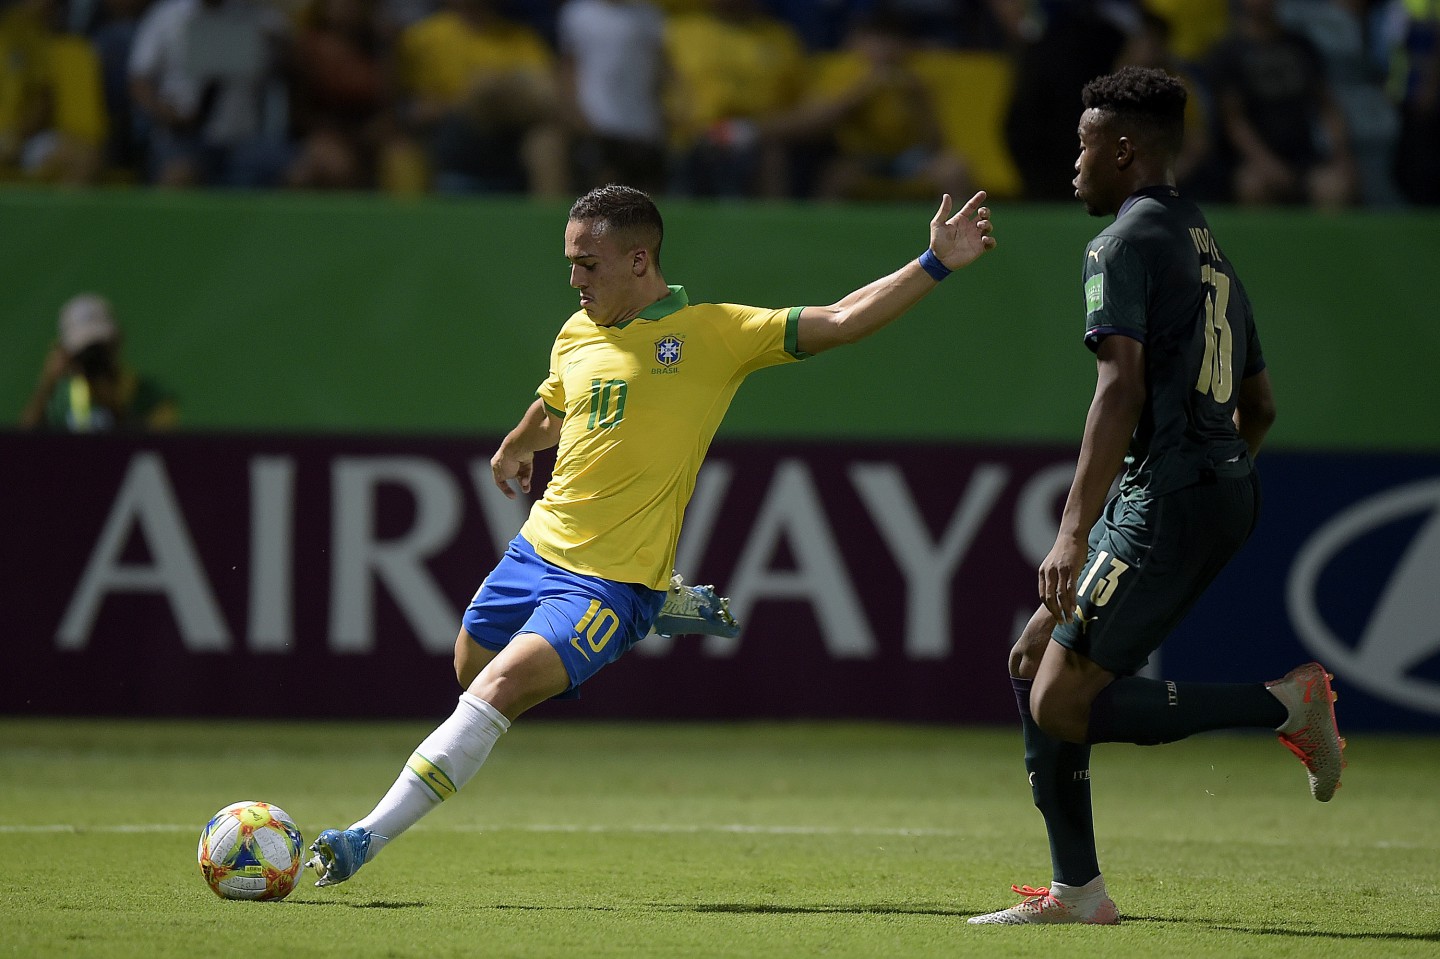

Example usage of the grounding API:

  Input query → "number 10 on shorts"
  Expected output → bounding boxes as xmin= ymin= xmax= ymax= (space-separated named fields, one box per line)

xmin=569 ymin=599 xmax=620 ymax=661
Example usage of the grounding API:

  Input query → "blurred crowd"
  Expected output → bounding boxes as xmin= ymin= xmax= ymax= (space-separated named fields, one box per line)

xmin=1 ymin=0 xmax=1436 ymax=206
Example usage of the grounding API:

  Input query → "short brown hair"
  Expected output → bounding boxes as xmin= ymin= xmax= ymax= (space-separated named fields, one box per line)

xmin=568 ymin=184 xmax=664 ymax=265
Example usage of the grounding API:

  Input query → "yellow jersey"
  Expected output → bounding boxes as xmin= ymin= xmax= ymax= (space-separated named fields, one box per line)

xmin=663 ymin=12 xmax=805 ymax=140
xmin=803 ymin=52 xmax=933 ymax=158
xmin=0 ymin=9 xmax=106 ymax=151
xmin=521 ymin=286 xmax=805 ymax=589
xmin=397 ymin=11 xmax=552 ymax=105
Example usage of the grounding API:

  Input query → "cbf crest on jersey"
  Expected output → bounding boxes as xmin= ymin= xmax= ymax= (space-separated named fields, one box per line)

xmin=655 ymin=335 xmax=683 ymax=367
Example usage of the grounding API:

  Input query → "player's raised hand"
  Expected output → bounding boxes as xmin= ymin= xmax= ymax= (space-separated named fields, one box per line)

xmin=929 ymin=191 xmax=996 ymax=270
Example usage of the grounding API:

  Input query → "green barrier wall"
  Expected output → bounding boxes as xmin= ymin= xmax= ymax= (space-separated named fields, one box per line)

xmin=3 ymin=189 xmax=1437 ymax=448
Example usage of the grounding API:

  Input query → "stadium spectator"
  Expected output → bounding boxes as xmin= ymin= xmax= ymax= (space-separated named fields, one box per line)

xmin=1279 ymin=0 xmax=1402 ymax=206
xmin=1139 ymin=0 xmax=1228 ymax=65
xmin=86 ymin=0 xmax=152 ymax=179
xmin=877 ymin=0 xmax=1019 ymax=48
xmin=966 ymin=0 xmax=1042 ymax=54
xmin=20 ymin=293 xmax=177 ymax=432
xmin=304 ymin=182 xmax=996 ymax=890
xmin=1003 ymin=0 xmax=1132 ymax=201
xmin=767 ymin=11 xmax=971 ymax=201
xmin=763 ymin=0 xmax=859 ymax=50
xmin=373 ymin=0 xmax=435 ymax=39
xmin=286 ymin=0 xmax=386 ymax=189
xmin=388 ymin=0 xmax=567 ymax=195
xmin=663 ymin=0 xmax=807 ymax=197
xmin=1114 ymin=7 xmax=1214 ymax=195
xmin=1206 ymin=0 xmax=1359 ymax=207
xmin=0 ymin=0 xmax=109 ymax=184
xmin=127 ymin=0 xmax=293 ymax=187
xmin=1382 ymin=0 xmax=1440 ymax=204
xmin=767 ymin=0 xmax=1027 ymax=51
xmin=556 ymin=0 xmax=668 ymax=194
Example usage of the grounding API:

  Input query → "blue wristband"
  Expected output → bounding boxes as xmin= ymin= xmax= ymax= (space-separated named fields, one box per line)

xmin=918 ymin=248 xmax=951 ymax=282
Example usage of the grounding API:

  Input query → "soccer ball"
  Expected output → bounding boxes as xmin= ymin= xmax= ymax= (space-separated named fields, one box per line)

xmin=197 ymin=800 xmax=305 ymax=901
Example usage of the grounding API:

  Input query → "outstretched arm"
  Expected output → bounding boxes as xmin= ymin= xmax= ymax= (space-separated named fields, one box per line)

xmin=491 ymin=398 xmax=562 ymax=499
xmin=794 ymin=191 xmax=996 ymax=356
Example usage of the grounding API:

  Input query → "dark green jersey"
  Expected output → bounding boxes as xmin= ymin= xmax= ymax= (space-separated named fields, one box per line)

xmin=1081 ymin=186 xmax=1264 ymax=498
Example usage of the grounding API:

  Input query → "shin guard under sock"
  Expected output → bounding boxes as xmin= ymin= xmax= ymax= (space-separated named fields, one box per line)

xmin=1012 ymin=676 xmax=1099 ymax=887
xmin=1086 ymin=676 xmax=1288 ymax=745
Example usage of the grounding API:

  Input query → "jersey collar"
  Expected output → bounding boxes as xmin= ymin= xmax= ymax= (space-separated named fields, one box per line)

xmin=627 ymin=285 xmax=689 ymax=324
xmin=1117 ymin=185 xmax=1180 ymax=220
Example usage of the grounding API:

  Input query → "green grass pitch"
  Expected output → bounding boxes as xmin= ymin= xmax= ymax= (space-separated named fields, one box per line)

xmin=1 ymin=718 xmax=1436 ymax=958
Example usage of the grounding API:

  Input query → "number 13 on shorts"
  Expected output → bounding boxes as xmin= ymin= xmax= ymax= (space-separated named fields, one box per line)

xmin=1076 ymin=549 xmax=1131 ymax=608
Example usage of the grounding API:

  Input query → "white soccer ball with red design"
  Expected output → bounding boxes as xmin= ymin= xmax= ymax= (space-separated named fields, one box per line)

xmin=197 ymin=800 xmax=305 ymax=901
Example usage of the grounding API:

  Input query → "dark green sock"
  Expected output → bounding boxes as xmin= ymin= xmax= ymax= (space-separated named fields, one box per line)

xmin=1086 ymin=676 xmax=1288 ymax=745
xmin=1013 ymin=677 xmax=1099 ymax=887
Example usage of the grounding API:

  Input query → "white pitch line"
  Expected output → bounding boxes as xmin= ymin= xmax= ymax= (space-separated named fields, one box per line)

xmin=0 ymin=823 xmax=957 ymax=838
xmin=0 ymin=824 xmax=192 ymax=834
xmin=451 ymin=823 xmax=960 ymax=837
xmin=0 ymin=823 xmax=1434 ymax=851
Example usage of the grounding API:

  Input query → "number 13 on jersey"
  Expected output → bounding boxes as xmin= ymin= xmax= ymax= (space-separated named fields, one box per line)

xmin=1195 ymin=264 xmax=1233 ymax=403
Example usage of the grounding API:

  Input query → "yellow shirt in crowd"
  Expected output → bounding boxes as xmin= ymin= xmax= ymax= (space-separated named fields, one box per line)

xmin=0 ymin=6 xmax=105 ymax=157
xmin=802 ymin=51 xmax=935 ymax=158
xmin=663 ymin=11 xmax=805 ymax=141
xmin=397 ymin=11 xmax=553 ymax=105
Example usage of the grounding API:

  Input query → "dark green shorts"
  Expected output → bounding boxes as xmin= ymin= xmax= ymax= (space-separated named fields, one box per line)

xmin=1051 ymin=468 xmax=1260 ymax=676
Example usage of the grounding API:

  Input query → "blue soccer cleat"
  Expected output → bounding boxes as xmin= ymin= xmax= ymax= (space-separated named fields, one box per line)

xmin=307 ymin=827 xmax=373 ymax=887
xmin=653 ymin=574 xmax=741 ymax=638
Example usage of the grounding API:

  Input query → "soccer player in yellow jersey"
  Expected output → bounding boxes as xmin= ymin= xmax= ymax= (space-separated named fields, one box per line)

xmin=308 ymin=183 xmax=996 ymax=887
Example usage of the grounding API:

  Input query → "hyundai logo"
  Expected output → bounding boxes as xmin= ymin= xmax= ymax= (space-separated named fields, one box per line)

xmin=1287 ymin=479 xmax=1440 ymax=715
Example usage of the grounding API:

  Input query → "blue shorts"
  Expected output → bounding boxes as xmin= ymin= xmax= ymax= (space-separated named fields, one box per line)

xmin=461 ymin=535 xmax=667 ymax=697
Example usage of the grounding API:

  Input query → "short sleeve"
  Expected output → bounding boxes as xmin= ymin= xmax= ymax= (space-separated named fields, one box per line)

xmin=1082 ymin=237 xmax=1148 ymax=353
xmin=535 ymin=331 xmax=567 ymax=417
xmin=721 ymin=303 xmax=806 ymax=373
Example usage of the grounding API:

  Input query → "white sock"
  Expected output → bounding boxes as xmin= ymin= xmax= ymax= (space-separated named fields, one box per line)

xmin=1051 ymin=875 xmax=1107 ymax=902
xmin=352 ymin=692 xmax=510 ymax=860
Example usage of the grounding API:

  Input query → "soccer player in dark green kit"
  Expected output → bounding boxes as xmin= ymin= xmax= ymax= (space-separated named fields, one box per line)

xmin=969 ymin=66 xmax=1345 ymax=925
